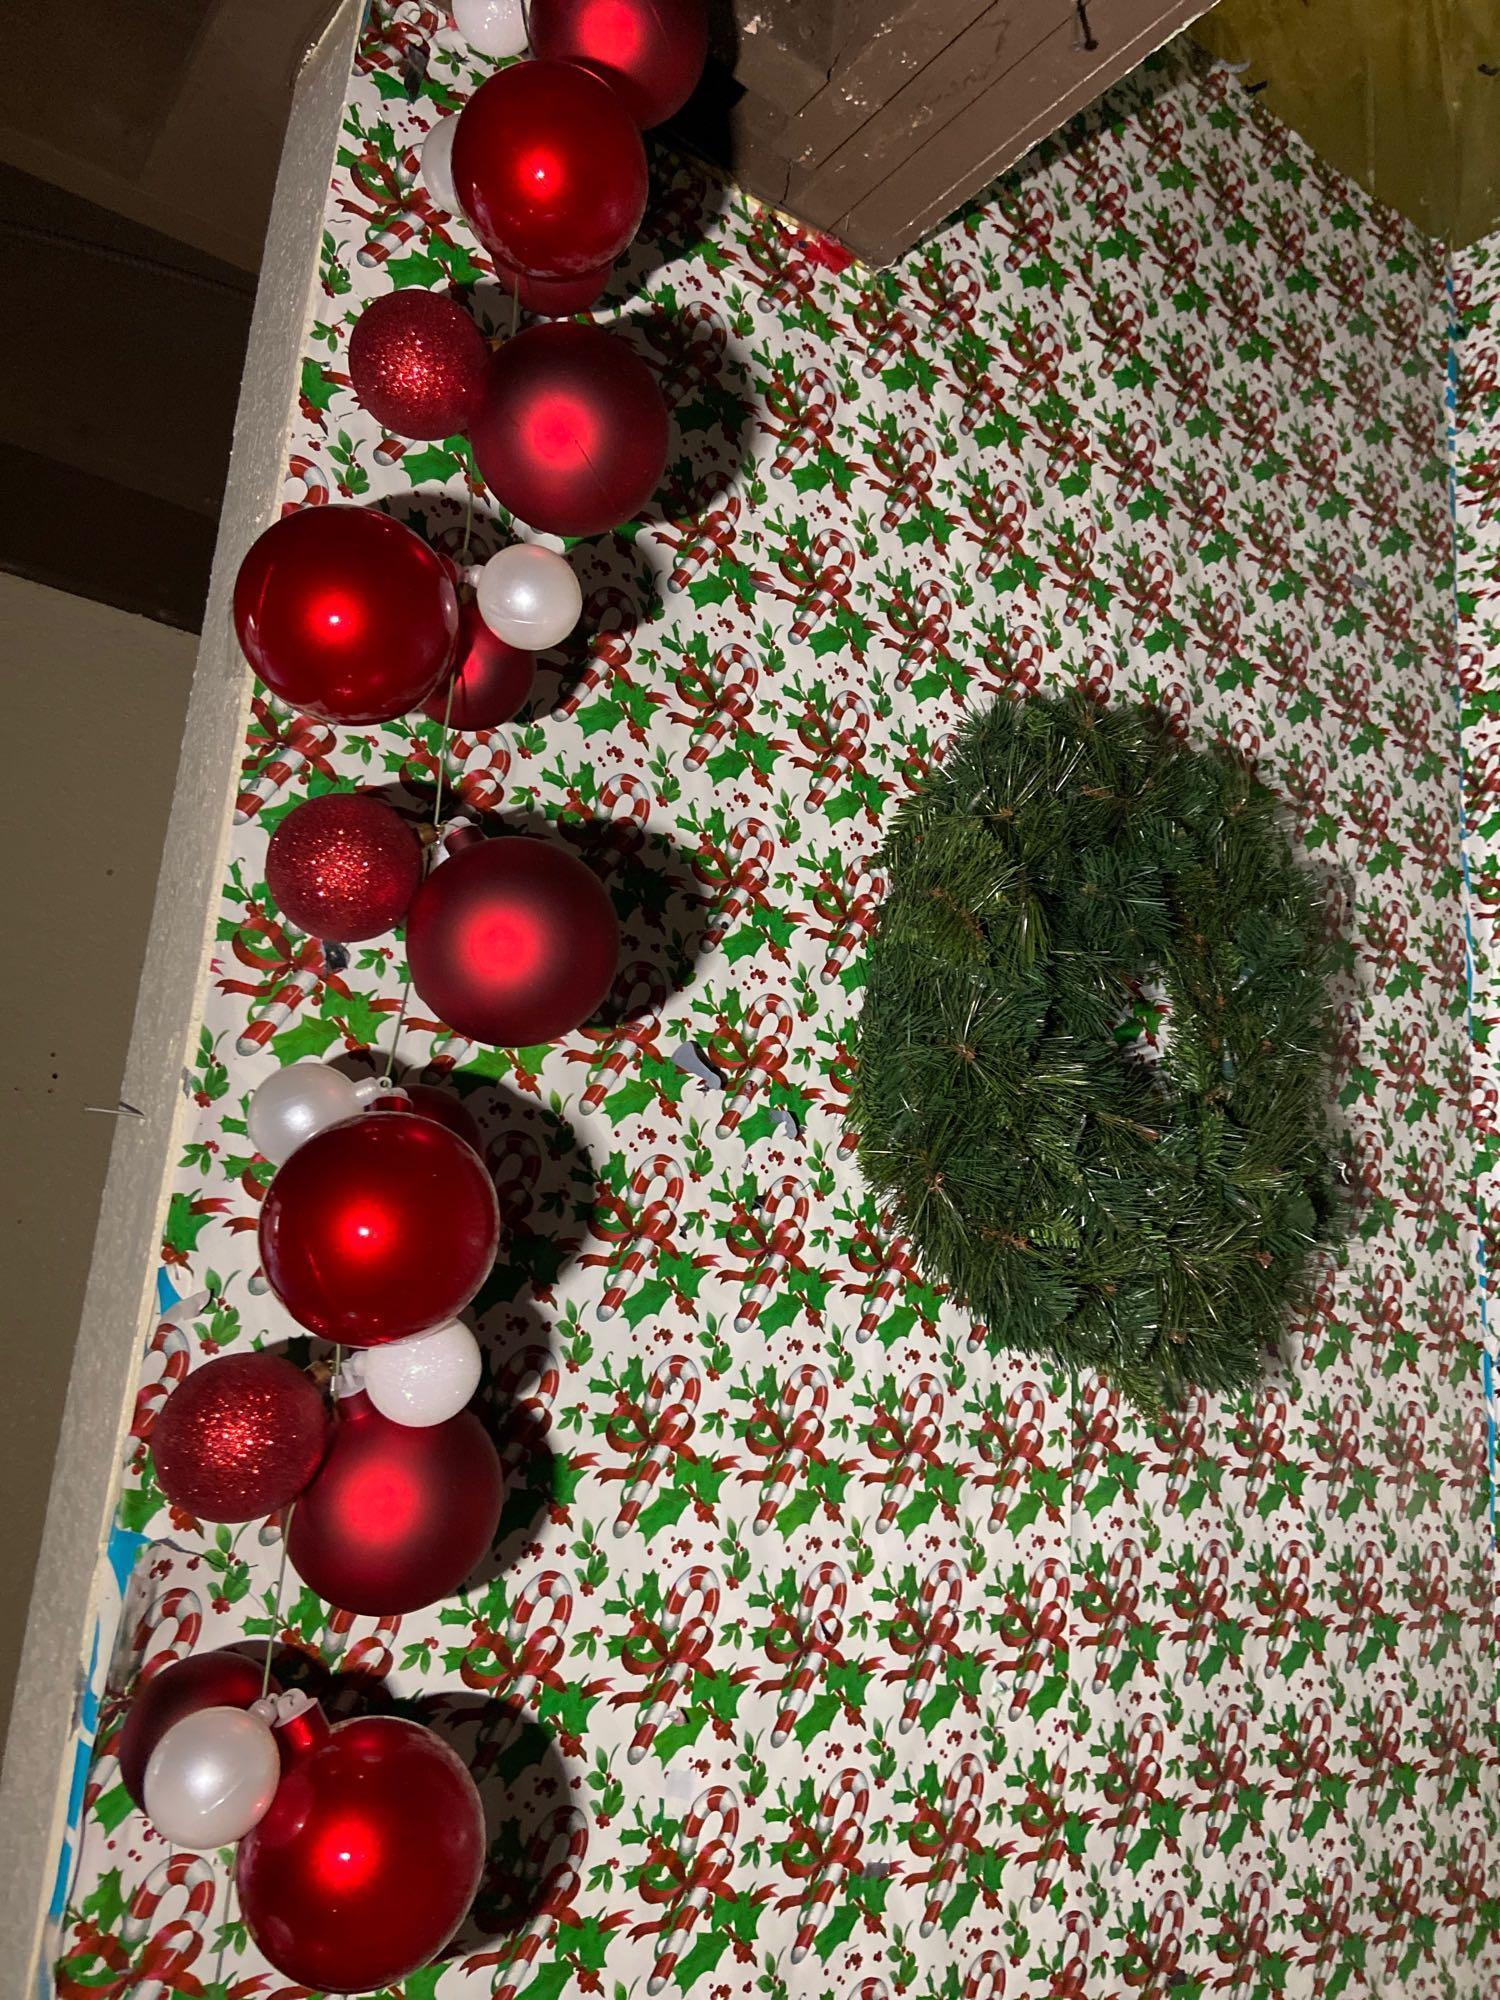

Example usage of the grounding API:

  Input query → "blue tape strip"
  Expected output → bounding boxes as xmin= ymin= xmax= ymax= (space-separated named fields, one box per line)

xmin=1444 ymin=267 xmax=1498 ymax=1542
xmin=40 ymin=1275 xmax=173 ymax=1988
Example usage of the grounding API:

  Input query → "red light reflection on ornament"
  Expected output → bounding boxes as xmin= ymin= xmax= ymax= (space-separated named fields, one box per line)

xmin=460 ymin=903 xmax=546 ymax=978
xmin=580 ymin=0 xmax=644 ymax=62
xmin=521 ymin=148 xmax=558 ymax=190
xmin=315 ymin=1816 xmax=381 ymax=1890
xmin=341 ymin=1456 xmax=423 ymax=1545
xmin=310 ymin=592 xmax=364 ymax=644
xmin=339 ymin=1200 xmax=390 ymax=1255
xmin=527 ymin=392 xmax=597 ymax=465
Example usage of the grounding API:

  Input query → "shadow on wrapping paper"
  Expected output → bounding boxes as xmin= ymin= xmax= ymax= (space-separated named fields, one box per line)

xmin=411 ymin=1693 xmax=578 ymax=1958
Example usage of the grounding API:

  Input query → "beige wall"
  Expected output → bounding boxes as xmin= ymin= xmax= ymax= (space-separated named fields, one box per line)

xmin=0 ymin=576 xmax=195 ymax=1744
xmin=0 ymin=13 xmax=360 ymax=1977
xmin=2 ymin=0 xmax=339 ymax=270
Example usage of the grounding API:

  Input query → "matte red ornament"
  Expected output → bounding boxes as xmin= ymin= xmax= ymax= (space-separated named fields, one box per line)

xmin=492 ymin=253 xmax=612 ymax=316
xmin=530 ymin=0 xmax=709 ymax=127
xmin=258 ymin=1112 xmax=499 ymax=1345
xmin=237 ymin=1701 xmax=485 ymax=1991
xmin=151 ymin=1352 xmax=328 ymax=1523
xmin=406 ymin=833 xmax=619 ymax=1046
xmin=233 ymin=505 xmax=460 ymax=724
xmin=287 ymin=1390 xmax=503 ymax=1613
xmin=420 ymin=596 xmax=535 ymax=729
xmin=470 ymin=322 xmax=669 ymax=537
xmin=452 ymin=59 xmax=647 ymax=278
xmin=118 ymin=1650 xmax=274 ymax=1808
xmin=265 ymin=792 xmax=423 ymax=941
xmin=347 ymin=289 xmax=489 ymax=440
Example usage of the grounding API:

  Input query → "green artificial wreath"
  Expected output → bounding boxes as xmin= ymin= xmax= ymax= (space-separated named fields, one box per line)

xmin=851 ymin=693 xmax=1339 ymax=1411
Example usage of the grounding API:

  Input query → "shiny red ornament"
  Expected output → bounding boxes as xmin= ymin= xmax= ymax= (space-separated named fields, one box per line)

xmin=347 ymin=289 xmax=489 ymax=440
xmin=118 ymin=1650 xmax=273 ymax=1807
xmin=237 ymin=1701 xmax=485 ymax=1991
xmin=265 ymin=792 xmax=423 ymax=941
xmin=258 ymin=1112 xmax=499 ymax=1345
xmin=452 ymin=59 xmax=647 ymax=278
xmin=530 ymin=0 xmax=709 ymax=127
xmin=287 ymin=1389 xmax=503 ymax=1613
xmin=406 ymin=832 xmax=619 ymax=1046
xmin=492 ymin=253 xmax=613 ymax=316
xmin=151 ymin=1352 xmax=328 ymax=1523
xmin=233 ymin=505 xmax=460 ymax=723
xmin=470 ymin=321 xmax=669 ymax=537
xmin=421 ymin=596 xmax=535 ymax=729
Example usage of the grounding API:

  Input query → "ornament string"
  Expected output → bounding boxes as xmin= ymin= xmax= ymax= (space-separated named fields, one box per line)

xmin=262 ymin=1500 xmax=295 ymax=1698
xmin=223 ymin=1485 xmax=292 ymax=1987
xmin=212 ymin=1879 xmax=238 ymax=1988
xmin=380 ymin=554 xmax=465 ymax=1083
xmin=376 ymin=286 xmax=509 ymax=1084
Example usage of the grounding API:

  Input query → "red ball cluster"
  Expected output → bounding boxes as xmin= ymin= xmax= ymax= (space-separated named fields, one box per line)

xmin=191 ymin=23 xmax=716 ymax=1987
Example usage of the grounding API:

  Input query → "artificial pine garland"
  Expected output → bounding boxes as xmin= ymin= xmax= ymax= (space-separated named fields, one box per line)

xmin=851 ymin=693 xmax=1339 ymax=1410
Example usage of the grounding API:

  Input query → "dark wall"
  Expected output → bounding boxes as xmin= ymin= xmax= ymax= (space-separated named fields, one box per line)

xmin=0 ymin=164 xmax=255 ymax=629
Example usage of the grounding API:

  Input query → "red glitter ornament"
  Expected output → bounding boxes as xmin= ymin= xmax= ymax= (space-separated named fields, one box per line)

xmin=118 ymin=1649 xmax=274 ymax=1807
xmin=347 ymin=289 xmax=489 ymax=440
xmin=151 ymin=1352 xmax=328 ymax=1523
xmin=233 ymin=505 xmax=460 ymax=724
xmin=287 ymin=1388 xmax=504 ymax=1614
xmin=452 ymin=59 xmax=647 ymax=278
xmin=265 ymin=792 xmax=423 ymax=941
xmin=258 ymin=1111 xmax=499 ymax=1345
xmin=469 ymin=321 xmax=670 ymax=537
xmin=420 ymin=596 xmax=535 ymax=729
xmin=406 ymin=831 xmax=619 ymax=1046
xmin=237 ymin=1702 xmax=485 ymax=1991
xmin=530 ymin=0 xmax=709 ymax=127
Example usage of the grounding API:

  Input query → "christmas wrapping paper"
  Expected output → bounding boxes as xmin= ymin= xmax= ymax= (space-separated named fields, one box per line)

xmin=55 ymin=12 xmax=1500 ymax=1999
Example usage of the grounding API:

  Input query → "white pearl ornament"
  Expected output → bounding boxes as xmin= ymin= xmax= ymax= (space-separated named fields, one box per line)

xmin=475 ymin=544 xmax=583 ymax=651
xmin=142 ymin=1706 xmax=280 ymax=1850
xmin=420 ymin=115 xmax=461 ymax=217
xmin=452 ymin=0 xmax=529 ymax=58
xmin=363 ymin=1319 xmax=483 ymax=1427
xmin=247 ymin=1065 xmax=390 ymax=1165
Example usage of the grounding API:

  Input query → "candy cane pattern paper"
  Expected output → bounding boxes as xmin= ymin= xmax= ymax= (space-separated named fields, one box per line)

xmin=52 ymin=11 xmax=1500 ymax=2000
